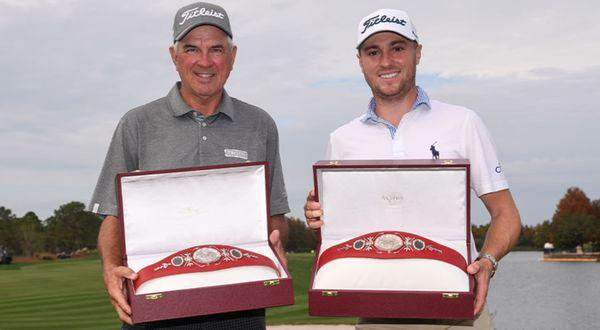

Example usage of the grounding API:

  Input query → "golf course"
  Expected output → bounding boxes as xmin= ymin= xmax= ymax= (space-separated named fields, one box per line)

xmin=0 ymin=253 xmax=354 ymax=329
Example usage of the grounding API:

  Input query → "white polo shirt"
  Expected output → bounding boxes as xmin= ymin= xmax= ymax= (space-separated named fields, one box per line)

xmin=326 ymin=92 xmax=509 ymax=197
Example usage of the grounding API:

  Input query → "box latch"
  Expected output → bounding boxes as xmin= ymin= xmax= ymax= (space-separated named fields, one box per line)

xmin=442 ymin=292 xmax=459 ymax=299
xmin=145 ymin=293 xmax=163 ymax=300
xmin=321 ymin=291 xmax=338 ymax=297
xmin=263 ymin=279 xmax=280 ymax=287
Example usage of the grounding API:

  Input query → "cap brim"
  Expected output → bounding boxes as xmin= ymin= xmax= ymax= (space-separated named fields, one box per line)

xmin=174 ymin=23 xmax=233 ymax=42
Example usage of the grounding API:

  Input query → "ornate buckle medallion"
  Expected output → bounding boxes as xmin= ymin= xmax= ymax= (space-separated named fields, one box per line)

xmin=374 ymin=234 xmax=403 ymax=252
xmin=193 ymin=247 xmax=221 ymax=264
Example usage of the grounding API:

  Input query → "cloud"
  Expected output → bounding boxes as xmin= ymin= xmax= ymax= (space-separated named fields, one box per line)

xmin=0 ymin=0 xmax=599 ymax=227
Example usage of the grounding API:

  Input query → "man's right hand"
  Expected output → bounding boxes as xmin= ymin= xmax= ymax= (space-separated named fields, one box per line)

xmin=103 ymin=265 xmax=138 ymax=325
xmin=304 ymin=190 xmax=324 ymax=229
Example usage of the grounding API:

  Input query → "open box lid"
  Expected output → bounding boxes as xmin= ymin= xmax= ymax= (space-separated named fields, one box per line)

xmin=312 ymin=159 xmax=471 ymax=292
xmin=116 ymin=162 xmax=288 ymax=294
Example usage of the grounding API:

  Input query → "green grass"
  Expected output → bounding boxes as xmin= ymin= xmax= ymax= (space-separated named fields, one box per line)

xmin=0 ymin=253 xmax=353 ymax=329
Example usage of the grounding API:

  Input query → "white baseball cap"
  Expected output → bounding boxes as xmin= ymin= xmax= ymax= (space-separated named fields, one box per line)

xmin=357 ymin=9 xmax=419 ymax=49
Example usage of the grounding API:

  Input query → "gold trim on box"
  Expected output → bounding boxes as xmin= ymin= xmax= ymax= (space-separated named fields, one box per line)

xmin=322 ymin=291 xmax=338 ymax=297
xmin=442 ymin=292 xmax=459 ymax=299
xmin=328 ymin=161 xmax=339 ymax=165
xmin=263 ymin=279 xmax=280 ymax=287
xmin=145 ymin=293 xmax=163 ymax=300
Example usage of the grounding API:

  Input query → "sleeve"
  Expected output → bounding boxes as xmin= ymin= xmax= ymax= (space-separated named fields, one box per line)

xmin=325 ymin=133 xmax=340 ymax=160
xmin=463 ymin=110 xmax=509 ymax=197
xmin=265 ymin=116 xmax=290 ymax=216
xmin=88 ymin=115 xmax=139 ymax=216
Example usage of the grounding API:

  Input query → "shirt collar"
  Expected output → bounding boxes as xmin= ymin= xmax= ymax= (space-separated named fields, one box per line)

xmin=361 ymin=85 xmax=431 ymax=123
xmin=168 ymin=82 xmax=235 ymax=121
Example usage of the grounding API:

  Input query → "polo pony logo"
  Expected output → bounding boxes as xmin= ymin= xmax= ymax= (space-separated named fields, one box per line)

xmin=430 ymin=142 xmax=440 ymax=159
xmin=179 ymin=7 xmax=225 ymax=25
xmin=361 ymin=15 xmax=407 ymax=34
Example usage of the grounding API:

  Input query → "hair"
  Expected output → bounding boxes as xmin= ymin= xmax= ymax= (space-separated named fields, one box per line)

xmin=173 ymin=35 xmax=235 ymax=53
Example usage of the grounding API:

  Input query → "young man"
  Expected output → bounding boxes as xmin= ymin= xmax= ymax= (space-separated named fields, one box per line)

xmin=304 ymin=9 xmax=521 ymax=329
xmin=89 ymin=3 xmax=289 ymax=329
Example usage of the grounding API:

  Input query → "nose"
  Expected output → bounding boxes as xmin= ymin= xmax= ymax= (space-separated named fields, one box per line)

xmin=380 ymin=50 xmax=392 ymax=68
xmin=195 ymin=51 xmax=212 ymax=67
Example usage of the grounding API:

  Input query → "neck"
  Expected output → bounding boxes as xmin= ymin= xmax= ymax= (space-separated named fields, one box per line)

xmin=180 ymin=88 xmax=223 ymax=117
xmin=373 ymin=85 xmax=418 ymax=127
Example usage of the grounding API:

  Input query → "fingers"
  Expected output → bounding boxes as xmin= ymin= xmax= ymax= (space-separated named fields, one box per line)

xmin=104 ymin=266 xmax=137 ymax=324
xmin=304 ymin=190 xmax=323 ymax=229
xmin=468 ymin=259 xmax=492 ymax=315
xmin=111 ymin=300 xmax=134 ymax=325
xmin=306 ymin=218 xmax=323 ymax=230
xmin=473 ymin=274 xmax=489 ymax=315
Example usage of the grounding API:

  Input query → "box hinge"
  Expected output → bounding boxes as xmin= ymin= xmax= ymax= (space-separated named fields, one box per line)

xmin=263 ymin=279 xmax=280 ymax=287
xmin=145 ymin=293 xmax=163 ymax=300
xmin=442 ymin=292 xmax=460 ymax=299
xmin=322 ymin=291 xmax=338 ymax=297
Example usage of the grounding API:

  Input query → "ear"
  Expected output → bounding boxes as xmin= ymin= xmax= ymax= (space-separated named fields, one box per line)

xmin=230 ymin=45 xmax=238 ymax=71
xmin=415 ymin=44 xmax=422 ymax=65
xmin=357 ymin=52 xmax=365 ymax=74
xmin=169 ymin=46 xmax=178 ymax=70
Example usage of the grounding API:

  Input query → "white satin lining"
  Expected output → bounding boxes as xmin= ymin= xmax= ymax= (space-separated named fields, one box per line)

xmin=313 ymin=167 xmax=469 ymax=291
xmin=119 ymin=165 xmax=287 ymax=295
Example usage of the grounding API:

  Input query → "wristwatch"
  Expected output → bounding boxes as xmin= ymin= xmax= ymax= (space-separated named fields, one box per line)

xmin=476 ymin=253 xmax=498 ymax=277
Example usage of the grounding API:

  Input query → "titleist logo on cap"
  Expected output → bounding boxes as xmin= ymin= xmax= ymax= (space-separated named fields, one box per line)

xmin=361 ymin=14 xmax=407 ymax=34
xmin=179 ymin=6 xmax=225 ymax=25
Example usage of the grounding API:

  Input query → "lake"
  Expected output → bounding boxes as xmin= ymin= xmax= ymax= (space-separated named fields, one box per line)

xmin=487 ymin=251 xmax=600 ymax=330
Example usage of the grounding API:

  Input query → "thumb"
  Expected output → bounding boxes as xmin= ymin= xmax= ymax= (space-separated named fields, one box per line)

xmin=269 ymin=229 xmax=281 ymax=246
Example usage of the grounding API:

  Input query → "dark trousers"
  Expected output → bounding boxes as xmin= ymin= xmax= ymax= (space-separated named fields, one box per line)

xmin=122 ymin=309 xmax=265 ymax=330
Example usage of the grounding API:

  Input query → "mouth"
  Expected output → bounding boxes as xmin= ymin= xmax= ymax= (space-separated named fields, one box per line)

xmin=379 ymin=71 xmax=399 ymax=79
xmin=194 ymin=72 xmax=215 ymax=79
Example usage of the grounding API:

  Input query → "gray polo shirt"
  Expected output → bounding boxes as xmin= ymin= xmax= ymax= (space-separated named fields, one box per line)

xmin=89 ymin=82 xmax=289 ymax=217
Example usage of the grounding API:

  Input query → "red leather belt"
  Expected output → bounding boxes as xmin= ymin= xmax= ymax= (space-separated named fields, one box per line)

xmin=134 ymin=244 xmax=280 ymax=289
xmin=317 ymin=231 xmax=467 ymax=273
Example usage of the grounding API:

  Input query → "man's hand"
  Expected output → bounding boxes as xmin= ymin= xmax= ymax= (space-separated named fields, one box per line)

xmin=103 ymin=265 xmax=138 ymax=325
xmin=304 ymin=190 xmax=323 ymax=229
xmin=467 ymin=257 xmax=495 ymax=315
xmin=269 ymin=229 xmax=287 ymax=268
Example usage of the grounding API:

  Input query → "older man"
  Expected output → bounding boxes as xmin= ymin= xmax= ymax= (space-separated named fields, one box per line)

xmin=89 ymin=2 xmax=289 ymax=329
xmin=304 ymin=9 xmax=521 ymax=329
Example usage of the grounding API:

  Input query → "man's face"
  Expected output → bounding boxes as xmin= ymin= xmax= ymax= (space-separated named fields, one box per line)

xmin=358 ymin=32 xmax=421 ymax=100
xmin=169 ymin=25 xmax=237 ymax=102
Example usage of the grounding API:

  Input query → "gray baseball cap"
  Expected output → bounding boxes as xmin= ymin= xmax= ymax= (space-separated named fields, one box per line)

xmin=173 ymin=2 xmax=232 ymax=42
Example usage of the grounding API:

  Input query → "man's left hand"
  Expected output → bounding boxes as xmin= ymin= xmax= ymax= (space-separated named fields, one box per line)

xmin=269 ymin=229 xmax=287 ymax=268
xmin=467 ymin=257 xmax=494 ymax=315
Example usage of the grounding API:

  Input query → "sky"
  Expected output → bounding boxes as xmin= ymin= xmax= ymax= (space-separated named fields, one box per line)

xmin=1 ymin=0 xmax=599 ymax=226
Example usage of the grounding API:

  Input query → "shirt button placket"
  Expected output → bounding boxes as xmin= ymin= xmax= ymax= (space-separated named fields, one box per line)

xmin=193 ymin=112 xmax=206 ymax=164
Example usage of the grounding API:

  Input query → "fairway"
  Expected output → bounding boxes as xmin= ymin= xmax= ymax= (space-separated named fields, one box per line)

xmin=0 ymin=254 xmax=354 ymax=329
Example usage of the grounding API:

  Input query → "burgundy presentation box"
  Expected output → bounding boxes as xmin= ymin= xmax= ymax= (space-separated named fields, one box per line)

xmin=309 ymin=159 xmax=474 ymax=319
xmin=116 ymin=162 xmax=294 ymax=324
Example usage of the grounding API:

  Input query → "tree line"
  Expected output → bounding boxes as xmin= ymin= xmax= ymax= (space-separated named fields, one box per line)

xmin=473 ymin=187 xmax=600 ymax=251
xmin=0 ymin=202 xmax=101 ymax=257
xmin=1 ymin=187 xmax=598 ymax=257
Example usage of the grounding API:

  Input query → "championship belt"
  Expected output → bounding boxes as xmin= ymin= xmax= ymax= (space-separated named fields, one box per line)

xmin=134 ymin=245 xmax=280 ymax=289
xmin=316 ymin=231 xmax=467 ymax=273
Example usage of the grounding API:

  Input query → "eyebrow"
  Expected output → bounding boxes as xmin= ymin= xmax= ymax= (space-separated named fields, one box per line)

xmin=389 ymin=39 xmax=408 ymax=47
